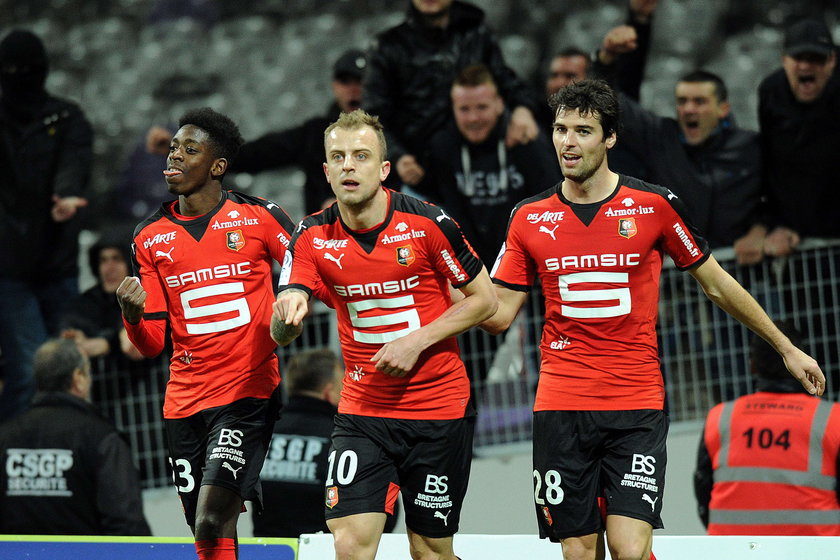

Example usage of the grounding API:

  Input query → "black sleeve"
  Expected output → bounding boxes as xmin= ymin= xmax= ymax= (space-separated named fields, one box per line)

xmin=480 ymin=26 xmax=538 ymax=113
xmin=231 ymin=124 xmax=307 ymax=174
xmin=95 ymin=432 xmax=152 ymax=536
xmin=363 ymin=39 xmax=409 ymax=162
xmin=693 ymin=428 xmax=713 ymax=529
xmin=613 ymin=9 xmax=653 ymax=101
xmin=54 ymin=105 xmax=94 ymax=198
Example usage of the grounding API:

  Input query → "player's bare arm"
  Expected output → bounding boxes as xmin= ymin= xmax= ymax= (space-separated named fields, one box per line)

xmin=270 ymin=288 xmax=309 ymax=346
xmin=372 ymin=267 xmax=498 ymax=378
xmin=479 ymin=284 xmax=528 ymax=335
xmin=115 ymin=276 xmax=147 ymax=324
xmin=689 ymin=255 xmax=825 ymax=395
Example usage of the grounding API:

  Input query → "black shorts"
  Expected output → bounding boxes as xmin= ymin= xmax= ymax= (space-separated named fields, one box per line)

xmin=532 ymin=409 xmax=668 ymax=541
xmin=165 ymin=387 xmax=281 ymax=526
xmin=325 ymin=413 xmax=474 ymax=538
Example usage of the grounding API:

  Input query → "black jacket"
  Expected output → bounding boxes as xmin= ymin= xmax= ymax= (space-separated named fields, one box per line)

xmin=610 ymin=95 xmax=760 ymax=249
xmin=426 ymin=113 xmax=561 ymax=266
xmin=0 ymin=95 xmax=93 ymax=280
xmin=0 ymin=392 xmax=151 ymax=535
xmin=231 ymin=104 xmax=339 ymax=217
xmin=758 ymin=67 xmax=840 ymax=237
xmin=60 ymin=284 xmax=124 ymax=356
xmin=364 ymin=1 xmax=536 ymax=163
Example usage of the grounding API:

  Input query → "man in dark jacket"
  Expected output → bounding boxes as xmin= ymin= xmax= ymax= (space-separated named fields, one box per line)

xmin=0 ymin=338 xmax=151 ymax=535
xmin=754 ymin=17 xmax=840 ymax=260
xmin=254 ymin=348 xmax=399 ymax=538
xmin=364 ymin=0 xmax=538 ymax=194
xmin=0 ymin=29 xmax=93 ymax=423
xmin=427 ymin=64 xmax=560 ymax=267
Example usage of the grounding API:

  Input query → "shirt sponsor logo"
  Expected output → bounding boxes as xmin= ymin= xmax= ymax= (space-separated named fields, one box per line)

xmin=5 ymin=448 xmax=74 ymax=496
xmin=334 ymin=275 xmax=420 ymax=297
xmin=526 ymin=211 xmax=565 ymax=224
xmin=441 ymin=249 xmax=465 ymax=282
xmin=143 ymin=231 xmax=176 ymax=249
xmin=324 ymin=253 xmax=345 ymax=269
xmin=155 ymin=247 xmax=175 ymax=262
xmin=349 ymin=364 xmax=365 ymax=381
xmin=539 ymin=225 xmax=559 ymax=240
xmin=397 ymin=246 xmax=415 ymax=266
xmin=211 ymin=216 xmax=260 ymax=230
xmin=549 ymin=337 xmax=571 ymax=350
xmin=165 ymin=261 xmax=253 ymax=288
xmin=226 ymin=229 xmax=245 ymax=251
xmin=618 ymin=218 xmax=637 ymax=239
xmin=313 ymin=237 xmax=349 ymax=250
xmin=545 ymin=253 xmax=641 ymax=271
xmin=672 ymin=223 xmax=700 ymax=257
xmin=381 ymin=229 xmax=426 ymax=244
xmin=276 ymin=231 xmax=290 ymax=248
xmin=604 ymin=205 xmax=654 ymax=217
xmin=395 ymin=222 xmax=409 ymax=232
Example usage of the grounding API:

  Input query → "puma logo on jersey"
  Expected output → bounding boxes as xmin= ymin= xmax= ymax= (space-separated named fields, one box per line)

xmin=324 ymin=253 xmax=345 ymax=269
xmin=155 ymin=247 xmax=175 ymax=262
xmin=436 ymin=209 xmax=450 ymax=222
xmin=267 ymin=203 xmax=278 ymax=209
xmin=642 ymin=493 xmax=658 ymax=511
xmin=222 ymin=462 xmax=243 ymax=480
xmin=539 ymin=225 xmax=559 ymax=240
xmin=434 ymin=510 xmax=451 ymax=525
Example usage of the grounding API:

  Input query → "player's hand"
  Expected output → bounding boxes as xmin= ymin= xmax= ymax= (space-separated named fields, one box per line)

xmin=273 ymin=290 xmax=309 ymax=326
xmin=396 ymin=155 xmax=425 ymax=186
xmin=506 ymin=106 xmax=538 ymax=148
xmin=371 ymin=332 xmax=425 ymax=378
xmin=763 ymin=227 xmax=800 ymax=258
xmin=116 ymin=276 xmax=147 ymax=324
xmin=782 ymin=347 xmax=825 ymax=396
xmin=50 ymin=195 xmax=88 ymax=222
xmin=733 ymin=224 xmax=767 ymax=265
xmin=146 ymin=126 xmax=173 ymax=155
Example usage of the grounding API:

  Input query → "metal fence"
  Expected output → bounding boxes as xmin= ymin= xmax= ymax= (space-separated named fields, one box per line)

xmin=94 ymin=241 xmax=840 ymax=487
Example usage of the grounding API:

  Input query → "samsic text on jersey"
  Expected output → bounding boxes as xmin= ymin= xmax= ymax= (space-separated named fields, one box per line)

xmin=128 ymin=191 xmax=295 ymax=418
xmin=492 ymin=176 xmax=710 ymax=411
xmin=280 ymin=189 xmax=483 ymax=420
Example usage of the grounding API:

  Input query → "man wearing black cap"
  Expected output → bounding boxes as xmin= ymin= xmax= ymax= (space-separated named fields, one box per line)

xmin=145 ymin=49 xmax=367 ymax=216
xmin=0 ymin=29 xmax=94 ymax=423
xmin=751 ymin=17 xmax=839 ymax=259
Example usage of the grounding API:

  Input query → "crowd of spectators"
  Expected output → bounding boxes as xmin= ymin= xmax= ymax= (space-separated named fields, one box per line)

xmin=1 ymin=0 xmax=838 ymax=540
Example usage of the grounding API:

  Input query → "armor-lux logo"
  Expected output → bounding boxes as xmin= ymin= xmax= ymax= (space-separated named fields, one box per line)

xmin=227 ymin=230 xmax=245 ymax=251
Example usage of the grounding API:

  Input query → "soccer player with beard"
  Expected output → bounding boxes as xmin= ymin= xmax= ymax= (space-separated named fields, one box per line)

xmin=481 ymin=80 xmax=824 ymax=560
xmin=272 ymin=109 xmax=496 ymax=560
xmin=116 ymin=108 xmax=296 ymax=560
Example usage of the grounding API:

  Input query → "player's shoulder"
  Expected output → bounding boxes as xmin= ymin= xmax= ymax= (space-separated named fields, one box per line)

xmin=509 ymin=183 xmax=563 ymax=220
xmin=299 ymin=203 xmax=341 ymax=230
xmin=617 ymin=175 xmax=677 ymax=202
xmin=133 ymin=206 xmax=170 ymax=240
xmin=225 ymin=190 xmax=282 ymax=212
xmin=392 ymin=190 xmax=448 ymax=221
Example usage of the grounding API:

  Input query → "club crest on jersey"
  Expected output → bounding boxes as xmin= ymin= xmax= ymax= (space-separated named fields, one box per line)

xmin=326 ymin=486 xmax=339 ymax=509
xmin=618 ymin=218 xmax=637 ymax=239
xmin=397 ymin=245 xmax=415 ymax=266
xmin=226 ymin=229 xmax=245 ymax=251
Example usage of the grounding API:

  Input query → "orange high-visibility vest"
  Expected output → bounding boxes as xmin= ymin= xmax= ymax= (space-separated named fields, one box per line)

xmin=705 ymin=392 xmax=840 ymax=535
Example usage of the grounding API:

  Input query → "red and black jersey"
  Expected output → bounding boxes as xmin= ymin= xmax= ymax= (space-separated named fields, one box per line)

xmin=492 ymin=175 xmax=710 ymax=411
xmin=125 ymin=191 xmax=295 ymax=419
xmin=280 ymin=189 xmax=483 ymax=420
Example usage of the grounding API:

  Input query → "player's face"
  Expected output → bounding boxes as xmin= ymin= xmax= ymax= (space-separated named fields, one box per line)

xmin=451 ymin=83 xmax=504 ymax=144
xmin=553 ymin=108 xmax=615 ymax=183
xmin=164 ymin=125 xmax=223 ymax=195
xmin=783 ymin=51 xmax=836 ymax=103
xmin=332 ymin=77 xmax=363 ymax=113
xmin=675 ymin=81 xmax=729 ymax=146
xmin=546 ymin=55 xmax=588 ymax=96
xmin=98 ymin=247 xmax=129 ymax=293
xmin=324 ymin=125 xmax=390 ymax=209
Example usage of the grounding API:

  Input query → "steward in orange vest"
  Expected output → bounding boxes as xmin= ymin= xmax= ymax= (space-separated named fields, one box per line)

xmin=694 ymin=321 xmax=840 ymax=535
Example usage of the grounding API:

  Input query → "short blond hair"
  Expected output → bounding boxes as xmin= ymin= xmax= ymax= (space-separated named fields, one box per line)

xmin=324 ymin=109 xmax=388 ymax=161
